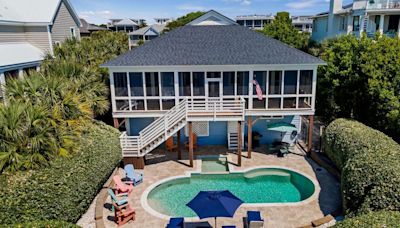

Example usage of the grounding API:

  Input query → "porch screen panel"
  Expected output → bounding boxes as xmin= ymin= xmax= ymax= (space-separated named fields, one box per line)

xmin=129 ymin=72 xmax=143 ymax=96
xmin=299 ymin=70 xmax=312 ymax=94
xmin=237 ymin=71 xmax=249 ymax=95
xmin=145 ymin=72 xmax=159 ymax=96
xmin=284 ymin=71 xmax=297 ymax=94
xmin=268 ymin=71 xmax=282 ymax=95
xmin=179 ymin=72 xmax=191 ymax=96
xmin=161 ymin=72 xmax=175 ymax=96
xmin=193 ymin=72 xmax=205 ymax=96
xmin=223 ymin=72 xmax=235 ymax=95
xmin=253 ymin=71 xmax=266 ymax=95
xmin=114 ymin=72 xmax=128 ymax=97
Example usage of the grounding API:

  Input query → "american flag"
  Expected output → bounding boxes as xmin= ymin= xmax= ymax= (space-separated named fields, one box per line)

xmin=253 ymin=80 xmax=263 ymax=100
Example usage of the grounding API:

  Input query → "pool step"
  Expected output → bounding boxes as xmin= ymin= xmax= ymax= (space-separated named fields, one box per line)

xmin=244 ymin=169 xmax=291 ymax=179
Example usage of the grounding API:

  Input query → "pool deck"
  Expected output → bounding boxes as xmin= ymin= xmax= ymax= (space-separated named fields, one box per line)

xmin=103 ymin=145 xmax=341 ymax=228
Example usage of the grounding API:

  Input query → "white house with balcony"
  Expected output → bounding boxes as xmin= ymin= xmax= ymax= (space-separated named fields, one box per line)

xmin=312 ymin=0 xmax=400 ymax=42
xmin=102 ymin=10 xmax=325 ymax=169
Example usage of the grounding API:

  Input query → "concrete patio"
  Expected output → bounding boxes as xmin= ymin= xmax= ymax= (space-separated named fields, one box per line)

xmin=102 ymin=145 xmax=341 ymax=228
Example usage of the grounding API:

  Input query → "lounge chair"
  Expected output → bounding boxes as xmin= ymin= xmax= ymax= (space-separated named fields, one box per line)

xmin=113 ymin=175 xmax=133 ymax=194
xmin=112 ymin=201 xmax=136 ymax=226
xmin=124 ymin=164 xmax=143 ymax=186
xmin=166 ymin=137 xmax=178 ymax=152
xmin=185 ymin=133 xmax=198 ymax=150
xmin=108 ymin=188 xmax=128 ymax=212
xmin=166 ymin=217 xmax=184 ymax=228
xmin=247 ymin=211 xmax=264 ymax=228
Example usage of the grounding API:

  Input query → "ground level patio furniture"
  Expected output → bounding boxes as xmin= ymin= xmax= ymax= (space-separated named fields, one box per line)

xmin=112 ymin=201 xmax=136 ymax=226
xmin=166 ymin=217 xmax=185 ymax=228
xmin=124 ymin=164 xmax=143 ymax=186
xmin=246 ymin=211 xmax=265 ymax=228
xmin=113 ymin=175 xmax=133 ymax=194
xmin=108 ymin=188 xmax=128 ymax=211
xmin=166 ymin=137 xmax=178 ymax=152
xmin=185 ymin=133 xmax=198 ymax=150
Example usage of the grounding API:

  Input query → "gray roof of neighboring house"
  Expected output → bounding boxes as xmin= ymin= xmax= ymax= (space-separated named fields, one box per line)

xmin=129 ymin=24 xmax=166 ymax=35
xmin=103 ymin=25 xmax=325 ymax=67
xmin=115 ymin=18 xmax=138 ymax=26
xmin=80 ymin=19 xmax=108 ymax=34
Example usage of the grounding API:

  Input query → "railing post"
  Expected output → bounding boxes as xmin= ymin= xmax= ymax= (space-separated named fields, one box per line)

xmin=214 ymin=101 xmax=216 ymax=120
xmin=164 ymin=116 xmax=168 ymax=138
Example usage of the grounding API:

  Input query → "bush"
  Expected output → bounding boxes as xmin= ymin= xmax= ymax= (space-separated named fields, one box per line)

xmin=5 ymin=220 xmax=80 ymax=228
xmin=324 ymin=119 xmax=400 ymax=215
xmin=334 ymin=211 xmax=400 ymax=228
xmin=0 ymin=121 xmax=121 ymax=225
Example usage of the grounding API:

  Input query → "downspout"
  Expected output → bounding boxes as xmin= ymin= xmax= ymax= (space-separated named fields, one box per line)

xmin=47 ymin=24 xmax=54 ymax=57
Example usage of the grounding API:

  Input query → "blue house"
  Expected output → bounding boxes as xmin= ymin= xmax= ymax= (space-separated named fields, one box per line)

xmin=103 ymin=10 xmax=325 ymax=168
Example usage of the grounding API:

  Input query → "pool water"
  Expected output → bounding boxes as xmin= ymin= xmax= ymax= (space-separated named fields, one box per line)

xmin=147 ymin=168 xmax=315 ymax=217
xmin=201 ymin=156 xmax=229 ymax=172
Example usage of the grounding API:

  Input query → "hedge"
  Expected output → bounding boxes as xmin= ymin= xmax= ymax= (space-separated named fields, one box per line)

xmin=4 ymin=220 xmax=80 ymax=228
xmin=323 ymin=119 xmax=400 ymax=215
xmin=334 ymin=211 xmax=400 ymax=228
xmin=0 ymin=121 xmax=122 ymax=225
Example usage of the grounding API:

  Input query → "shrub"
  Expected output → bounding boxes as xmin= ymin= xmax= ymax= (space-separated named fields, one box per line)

xmin=0 ymin=121 xmax=121 ymax=225
xmin=334 ymin=211 xmax=400 ymax=228
xmin=5 ymin=220 xmax=80 ymax=228
xmin=324 ymin=118 xmax=400 ymax=215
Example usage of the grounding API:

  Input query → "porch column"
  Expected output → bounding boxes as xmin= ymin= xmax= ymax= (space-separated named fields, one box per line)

xmin=307 ymin=115 xmax=314 ymax=153
xmin=247 ymin=116 xmax=252 ymax=159
xmin=379 ymin=14 xmax=385 ymax=35
xmin=0 ymin=72 xmax=5 ymax=103
xmin=177 ymin=130 xmax=182 ymax=160
xmin=18 ymin=68 xmax=24 ymax=79
xmin=238 ymin=121 xmax=242 ymax=166
xmin=188 ymin=122 xmax=194 ymax=167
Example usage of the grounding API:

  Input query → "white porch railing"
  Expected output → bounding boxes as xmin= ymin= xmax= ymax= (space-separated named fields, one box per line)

xmin=120 ymin=97 xmax=246 ymax=157
xmin=367 ymin=0 xmax=400 ymax=9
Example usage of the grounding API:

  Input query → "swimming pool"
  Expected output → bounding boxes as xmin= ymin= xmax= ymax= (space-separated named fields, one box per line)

xmin=145 ymin=167 xmax=316 ymax=217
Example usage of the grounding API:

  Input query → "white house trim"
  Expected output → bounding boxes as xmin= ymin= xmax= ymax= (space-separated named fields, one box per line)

xmin=188 ymin=10 xmax=238 ymax=26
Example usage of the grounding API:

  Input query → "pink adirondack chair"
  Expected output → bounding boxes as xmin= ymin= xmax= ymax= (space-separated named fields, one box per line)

xmin=113 ymin=175 xmax=133 ymax=194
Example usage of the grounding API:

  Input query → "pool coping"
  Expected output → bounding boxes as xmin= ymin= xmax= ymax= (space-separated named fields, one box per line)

xmin=140 ymin=165 xmax=321 ymax=221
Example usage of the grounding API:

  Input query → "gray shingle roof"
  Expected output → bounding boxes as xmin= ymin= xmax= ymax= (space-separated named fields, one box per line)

xmin=103 ymin=25 xmax=324 ymax=67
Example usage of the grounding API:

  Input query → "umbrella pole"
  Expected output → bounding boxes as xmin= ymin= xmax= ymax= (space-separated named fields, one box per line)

xmin=215 ymin=217 xmax=217 ymax=228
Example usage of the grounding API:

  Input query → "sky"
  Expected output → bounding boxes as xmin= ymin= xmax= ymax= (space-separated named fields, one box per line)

xmin=71 ymin=0 xmax=353 ymax=25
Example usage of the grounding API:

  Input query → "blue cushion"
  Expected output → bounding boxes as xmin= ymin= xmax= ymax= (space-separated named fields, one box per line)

xmin=222 ymin=226 xmax=236 ymax=228
xmin=247 ymin=211 xmax=263 ymax=222
xmin=166 ymin=217 xmax=184 ymax=228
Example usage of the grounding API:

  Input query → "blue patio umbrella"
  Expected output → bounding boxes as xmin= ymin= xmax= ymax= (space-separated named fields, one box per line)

xmin=186 ymin=190 xmax=243 ymax=227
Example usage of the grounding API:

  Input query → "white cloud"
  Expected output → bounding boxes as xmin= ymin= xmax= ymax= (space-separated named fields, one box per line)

xmin=79 ymin=10 xmax=114 ymax=24
xmin=286 ymin=0 xmax=322 ymax=9
xmin=178 ymin=4 xmax=207 ymax=11
xmin=224 ymin=0 xmax=252 ymax=6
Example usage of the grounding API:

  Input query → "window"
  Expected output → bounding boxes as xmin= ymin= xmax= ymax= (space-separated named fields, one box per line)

xmin=193 ymin=72 xmax=205 ymax=96
xmin=237 ymin=20 xmax=244 ymax=26
xmin=129 ymin=73 xmax=143 ymax=96
xmin=268 ymin=98 xmax=281 ymax=109
xmin=131 ymin=99 xmax=145 ymax=110
xmin=162 ymin=99 xmax=175 ymax=110
xmin=179 ymin=72 xmax=191 ymax=96
xmin=253 ymin=98 xmax=265 ymax=109
xmin=268 ymin=71 xmax=282 ymax=95
xmin=375 ymin=15 xmax=381 ymax=31
xmin=353 ymin=16 xmax=360 ymax=31
xmin=223 ymin=72 xmax=235 ymax=95
xmin=237 ymin=71 xmax=249 ymax=95
xmin=147 ymin=100 xmax=160 ymax=110
xmin=114 ymin=72 xmax=128 ymax=97
xmin=284 ymin=71 xmax=297 ymax=94
xmin=70 ymin=27 xmax=76 ymax=38
xmin=283 ymin=98 xmax=296 ymax=109
xmin=299 ymin=70 xmax=313 ymax=94
xmin=116 ymin=100 xmax=129 ymax=110
xmin=253 ymin=71 xmax=266 ymax=95
xmin=245 ymin=20 xmax=252 ymax=27
xmin=299 ymin=97 xmax=312 ymax=108
xmin=207 ymin=72 xmax=221 ymax=78
xmin=161 ymin=72 xmax=174 ymax=96
xmin=145 ymin=72 xmax=159 ymax=96
xmin=254 ymin=20 xmax=261 ymax=27
xmin=339 ymin=16 xmax=347 ymax=31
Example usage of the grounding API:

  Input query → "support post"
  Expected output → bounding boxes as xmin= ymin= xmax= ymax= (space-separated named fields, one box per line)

xmin=238 ymin=121 xmax=242 ymax=166
xmin=188 ymin=122 xmax=194 ymax=167
xmin=247 ymin=116 xmax=252 ymax=158
xmin=177 ymin=130 xmax=182 ymax=160
xmin=307 ymin=115 xmax=314 ymax=153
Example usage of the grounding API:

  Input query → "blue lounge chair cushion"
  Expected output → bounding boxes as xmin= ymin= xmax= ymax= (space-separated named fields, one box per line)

xmin=166 ymin=217 xmax=184 ymax=228
xmin=222 ymin=226 xmax=236 ymax=228
xmin=108 ymin=188 xmax=128 ymax=205
xmin=124 ymin=164 xmax=143 ymax=185
xmin=247 ymin=211 xmax=263 ymax=222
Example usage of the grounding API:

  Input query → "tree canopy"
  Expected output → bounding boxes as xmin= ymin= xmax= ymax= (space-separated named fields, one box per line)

xmin=165 ymin=11 xmax=205 ymax=31
xmin=316 ymin=34 xmax=400 ymax=141
xmin=260 ymin=12 xmax=310 ymax=50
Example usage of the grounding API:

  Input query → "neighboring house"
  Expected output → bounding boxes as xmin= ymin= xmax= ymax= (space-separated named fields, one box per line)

xmin=236 ymin=14 xmax=274 ymax=30
xmin=236 ymin=14 xmax=313 ymax=32
xmin=79 ymin=18 xmax=108 ymax=37
xmin=107 ymin=18 xmax=146 ymax=32
xmin=312 ymin=0 xmax=400 ymax=42
xmin=128 ymin=24 xmax=166 ymax=48
xmin=154 ymin=18 xmax=173 ymax=25
xmin=103 ymin=10 xmax=325 ymax=168
xmin=0 ymin=0 xmax=80 ymax=101
xmin=292 ymin=16 xmax=313 ymax=33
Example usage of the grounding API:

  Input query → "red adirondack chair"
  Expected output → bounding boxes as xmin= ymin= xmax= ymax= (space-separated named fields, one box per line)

xmin=113 ymin=175 xmax=133 ymax=194
xmin=113 ymin=201 xmax=136 ymax=226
